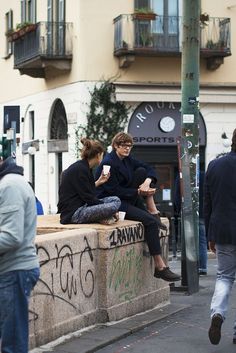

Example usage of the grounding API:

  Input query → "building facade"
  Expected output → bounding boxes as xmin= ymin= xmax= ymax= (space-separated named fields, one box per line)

xmin=0 ymin=0 xmax=236 ymax=216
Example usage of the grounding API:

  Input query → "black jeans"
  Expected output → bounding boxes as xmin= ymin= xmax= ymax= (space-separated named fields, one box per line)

xmin=126 ymin=205 xmax=161 ymax=255
xmin=126 ymin=167 xmax=161 ymax=256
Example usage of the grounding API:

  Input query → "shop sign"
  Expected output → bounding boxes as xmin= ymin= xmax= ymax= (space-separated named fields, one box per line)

xmin=128 ymin=102 xmax=206 ymax=146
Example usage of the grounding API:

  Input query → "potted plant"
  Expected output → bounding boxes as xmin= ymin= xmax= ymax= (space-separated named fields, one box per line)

xmin=140 ymin=31 xmax=153 ymax=47
xmin=133 ymin=7 xmax=157 ymax=21
xmin=6 ymin=29 xmax=15 ymax=42
xmin=206 ymin=40 xmax=219 ymax=50
xmin=200 ymin=12 xmax=209 ymax=25
xmin=7 ymin=21 xmax=37 ymax=42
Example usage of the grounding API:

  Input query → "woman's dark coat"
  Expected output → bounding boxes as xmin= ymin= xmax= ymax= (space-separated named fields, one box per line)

xmin=58 ymin=159 xmax=102 ymax=224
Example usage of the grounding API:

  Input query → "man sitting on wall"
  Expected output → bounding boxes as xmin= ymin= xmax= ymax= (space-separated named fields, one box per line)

xmin=95 ymin=132 xmax=180 ymax=283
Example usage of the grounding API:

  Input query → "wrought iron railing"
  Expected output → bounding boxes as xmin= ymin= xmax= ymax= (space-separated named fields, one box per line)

xmin=200 ymin=17 xmax=230 ymax=53
xmin=114 ymin=15 xmax=231 ymax=56
xmin=14 ymin=22 xmax=73 ymax=67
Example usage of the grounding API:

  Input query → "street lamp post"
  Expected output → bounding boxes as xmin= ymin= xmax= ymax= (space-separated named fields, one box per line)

xmin=180 ymin=0 xmax=200 ymax=294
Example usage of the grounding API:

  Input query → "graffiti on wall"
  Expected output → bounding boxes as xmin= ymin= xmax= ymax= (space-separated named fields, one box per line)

xmin=30 ymin=235 xmax=95 ymax=321
xmin=108 ymin=224 xmax=145 ymax=300
xmin=109 ymin=223 xmax=144 ymax=247
xmin=108 ymin=224 xmax=169 ymax=300
xmin=108 ymin=246 xmax=143 ymax=301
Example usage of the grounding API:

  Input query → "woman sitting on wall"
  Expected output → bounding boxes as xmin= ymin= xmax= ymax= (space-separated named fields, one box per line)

xmin=57 ymin=138 xmax=121 ymax=225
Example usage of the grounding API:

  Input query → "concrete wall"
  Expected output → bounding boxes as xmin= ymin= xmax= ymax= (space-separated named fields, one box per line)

xmin=30 ymin=216 xmax=170 ymax=348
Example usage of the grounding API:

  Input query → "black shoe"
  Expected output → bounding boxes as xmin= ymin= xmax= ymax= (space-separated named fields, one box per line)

xmin=208 ymin=314 xmax=223 ymax=345
xmin=199 ymin=271 xmax=207 ymax=276
xmin=154 ymin=267 xmax=181 ymax=282
xmin=233 ymin=338 xmax=236 ymax=344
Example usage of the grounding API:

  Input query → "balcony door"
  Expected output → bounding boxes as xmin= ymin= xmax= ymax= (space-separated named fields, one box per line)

xmin=47 ymin=0 xmax=65 ymax=56
xmin=57 ymin=0 xmax=65 ymax=55
xmin=151 ymin=0 xmax=179 ymax=51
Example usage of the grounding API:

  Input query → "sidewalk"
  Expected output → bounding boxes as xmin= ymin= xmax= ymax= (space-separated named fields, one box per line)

xmin=31 ymin=257 xmax=236 ymax=353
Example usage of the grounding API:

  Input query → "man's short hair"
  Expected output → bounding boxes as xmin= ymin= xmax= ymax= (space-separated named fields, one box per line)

xmin=111 ymin=132 xmax=133 ymax=149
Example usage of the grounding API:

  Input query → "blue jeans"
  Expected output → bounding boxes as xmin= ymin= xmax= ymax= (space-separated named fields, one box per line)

xmin=0 ymin=268 xmax=40 ymax=353
xmin=210 ymin=244 xmax=236 ymax=329
xmin=199 ymin=219 xmax=207 ymax=273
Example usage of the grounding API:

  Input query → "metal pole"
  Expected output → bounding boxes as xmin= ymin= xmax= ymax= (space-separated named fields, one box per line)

xmin=181 ymin=0 xmax=200 ymax=294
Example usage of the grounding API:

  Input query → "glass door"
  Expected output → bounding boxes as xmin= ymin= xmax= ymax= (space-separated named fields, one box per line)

xmin=151 ymin=163 xmax=175 ymax=218
xmin=47 ymin=0 xmax=53 ymax=55
xmin=57 ymin=0 xmax=65 ymax=55
xmin=151 ymin=0 xmax=179 ymax=50
xmin=47 ymin=0 xmax=65 ymax=56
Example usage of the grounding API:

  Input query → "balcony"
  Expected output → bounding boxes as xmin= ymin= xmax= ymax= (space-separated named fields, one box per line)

xmin=114 ymin=15 xmax=231 ymax=70
xmin=13 ymin=22 xmax=73 ymax=78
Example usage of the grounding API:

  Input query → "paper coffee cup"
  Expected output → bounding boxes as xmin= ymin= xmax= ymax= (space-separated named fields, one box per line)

xmin=119 ymin=211 xmax=126 ymax=221
xmin=103 ymin=165 xmax=110 ymax=175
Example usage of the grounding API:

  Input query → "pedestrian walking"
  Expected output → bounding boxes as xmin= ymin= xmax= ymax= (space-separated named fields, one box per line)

xmin=0 ymin=156 xmax=40 ymax=353
xmin=204 ymin=128 xmax=236 ymax=345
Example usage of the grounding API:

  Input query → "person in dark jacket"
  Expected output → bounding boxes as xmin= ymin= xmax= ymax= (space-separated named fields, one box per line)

xmin=95 ymin=132 xmax=180 ymax=283
xmin=205 ymin=128 xmax=236 ymax=345
xmin=57 ymin=138 xmax=121 ymax=224
xmin=28 ymin=182 xmax=44 ymax=215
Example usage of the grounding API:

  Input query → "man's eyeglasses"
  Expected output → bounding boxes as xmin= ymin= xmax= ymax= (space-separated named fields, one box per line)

xmin=119 ymin=143 xmax=133 ymax=149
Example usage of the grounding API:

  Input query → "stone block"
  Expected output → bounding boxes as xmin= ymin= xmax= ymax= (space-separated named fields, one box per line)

xmin=96 ymin=222 xmax=169 ymax=321
xmin=30 ymin=228 xmax=98 ymax=346
xmin=29 ymin=215 xmax=170 ymax=348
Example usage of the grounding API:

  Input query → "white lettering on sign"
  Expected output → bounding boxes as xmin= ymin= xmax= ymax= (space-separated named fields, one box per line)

xmin=154 ymin=102 xmax=176 ymax=109
xmin=168 ymin=102 xmax=176 ymax=110
xmin=156 ymin=102 xmax=165 ymax=109
xmin=144 ymin=104 xmax=154 ymax=114
xmin=135 ymin=102 xmax=177 ymax=124
xmin=136 ymin=113 xmax=147 ymax=123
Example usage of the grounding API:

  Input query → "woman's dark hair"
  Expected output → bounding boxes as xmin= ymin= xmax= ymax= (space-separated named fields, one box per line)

xmin=111 ymin=132 xmax=133 ymax=149
xmin=231 ymin=129 xmax=236 ymax=152
xmin=80 ymin=138 xmax=105 ymax=160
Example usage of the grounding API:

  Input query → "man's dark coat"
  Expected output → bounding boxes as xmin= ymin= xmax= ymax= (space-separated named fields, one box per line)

xmin=204 ymin=151 xmax=236 ymax=244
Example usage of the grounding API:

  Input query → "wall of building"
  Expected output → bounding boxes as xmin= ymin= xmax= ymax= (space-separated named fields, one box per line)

xmin=0 ymin=1 xmax=236 ymax=104
xmin=0 ymin=1 xmax=236 ymax=212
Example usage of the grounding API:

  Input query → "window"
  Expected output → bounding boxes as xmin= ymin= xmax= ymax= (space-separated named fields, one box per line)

xmin=5 ymin=10 xmax=13 ymax=57
xmin=47 ymin=0 xmax=65 ymax=55
xmin=21 ymin=0 xmax=36 ymax=23
xmin=151 ymin=0 xmax=178 ymax=34
xmin=47 ymin=0 xmax=65 ymax=22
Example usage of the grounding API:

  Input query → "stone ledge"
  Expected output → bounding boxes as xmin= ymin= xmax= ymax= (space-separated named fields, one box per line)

xmin=29 ymin=215 xmax=170 ymax=348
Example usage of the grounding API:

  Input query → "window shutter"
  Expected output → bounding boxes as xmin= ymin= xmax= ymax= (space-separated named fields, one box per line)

xmin=21 ymin=0 xmax=26 ymax=22
xmin=134 ymin=0 xmax=150 ymax=10
xmin=9 ymin=9 xmax=13 ymax=29
xmin=31 ymin=0 xmax=37 ymax=23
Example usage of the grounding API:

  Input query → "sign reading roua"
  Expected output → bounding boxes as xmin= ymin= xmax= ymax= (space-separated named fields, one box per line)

xmin=128 ymin=102 xmax=206 ymax=146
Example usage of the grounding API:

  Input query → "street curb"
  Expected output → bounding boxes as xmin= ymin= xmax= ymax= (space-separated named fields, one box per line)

xmin=48 ymin=302 xmax=189 ymax=353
